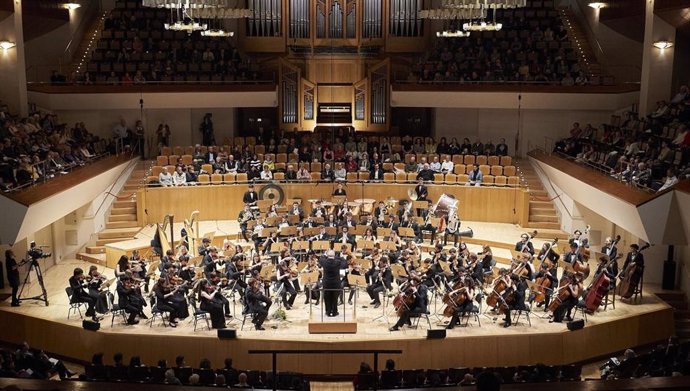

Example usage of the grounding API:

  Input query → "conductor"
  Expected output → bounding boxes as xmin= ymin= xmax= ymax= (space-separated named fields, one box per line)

xmin=319 ymin=249 xmax=346 ymax=317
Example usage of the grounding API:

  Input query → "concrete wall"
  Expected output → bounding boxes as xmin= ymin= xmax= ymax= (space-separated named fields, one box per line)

xmin=0 ymin=2 xmax=27 ymax=116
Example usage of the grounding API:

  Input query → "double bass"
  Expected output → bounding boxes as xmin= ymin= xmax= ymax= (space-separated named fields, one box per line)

xmin=548 ymin=273 xmax=575 ymax=313
xmin=583 ymin=235 xmax=621 ymax=312
xmin=532 ymin=238 xmax=559 ymax=305
xmin=617 ymin=243 xmax=650 ymax=299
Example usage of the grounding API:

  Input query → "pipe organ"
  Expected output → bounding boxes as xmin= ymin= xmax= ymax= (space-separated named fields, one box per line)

xmin=247 ymin=0 xmax=283 ymax=37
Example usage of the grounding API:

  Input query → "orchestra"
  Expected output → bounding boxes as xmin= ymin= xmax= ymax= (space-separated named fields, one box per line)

xmin=63 ymin=185 xmax=649 ymax=335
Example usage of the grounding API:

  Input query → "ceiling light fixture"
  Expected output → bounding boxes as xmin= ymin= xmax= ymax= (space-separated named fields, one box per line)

xmin=588 ymin=2 xmax=606 ymax=9
xmin=463 ymin=21 xmax=502 ymax=31
xmin=0 ymin=41 xmax=16 ymax=50
xmin=62 ymin=3 xmax=81 ymax=9
xmin=653 ymin=40 xmax=674 ymax=49
xmin=436 ymin=30 xmax=471 ymax=38
xmin=200 ymin=29 xmax=234 ymax=37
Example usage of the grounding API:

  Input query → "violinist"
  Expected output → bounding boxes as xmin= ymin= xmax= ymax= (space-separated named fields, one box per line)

xmin=551 ymin=272 xmax=583 ymax=323
xmin=87 ymin=265 xmax=109 ymax=314
xmin=366 ymin=256 xmax=393 ymax=309
xmin=202 ymin=247 xmax=220 ymax=278
xmin=178 ymin=257 xmax=196 ymax=282
xmin=446 ymin=277 xmax=476 ymax=329
xmin=224 ymin=255 xmax=247 ymax=299
xmin=364 ymin=247 xmax=381 ymax=284
xmin=515 ymin=233 xmax=535 ymax=256
xmin=390 ymin=274 xmax=428 ymax=332
xmin=152 ymin=278 xmax=183 ymax=327
xmin=503 ymin=275 xmax=527 ymax=328
xmin=276 ymin=257 xmax=297 ymax=309
xmin=115 ymin=255 xmax=130 ymax=279
xmin=162 ymin=264 xmax=190 ymax=319
xmin=116 ymin=271 xmax=146 ymax=325
xmin=244 ymin=277 xmax=272 ymax=330
xmin=344 ymin=254 xmax=361 ymax=305
xmin=198 ymin=279 xmax=226 ymax=329
xmin=301 ymin=255 xmax=322 ymax=305
xmin=69 ymin=268 xmax=98 ymax=322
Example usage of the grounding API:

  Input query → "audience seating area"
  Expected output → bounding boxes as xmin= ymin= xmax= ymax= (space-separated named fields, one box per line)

xmin=553 ymin=85 xmax=690 ymax=192
xmin=0 ymin=109 xmax=112 ymax=191
xmin=149 ymin=134 xmax=520 ymax=187
xmin=408 ymin=1 xmax=598 ymax=85
xmin=78 ymin=0 xmax=256 ymax=85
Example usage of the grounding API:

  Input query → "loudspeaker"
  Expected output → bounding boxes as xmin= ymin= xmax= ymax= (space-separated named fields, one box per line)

xmin=567 ymin=319 xmax=585 ymax=331
xmin=218 ymin=329 xmax=237 ymax=339
xmin=662 ymin=260 xmax=676 ymax=290
xmin=427 ymin=329 xmax=446 ymax=339
xmin=82 ymin=319 xmax=100 ymax=331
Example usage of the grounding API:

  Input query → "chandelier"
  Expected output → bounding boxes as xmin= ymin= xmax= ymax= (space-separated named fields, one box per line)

xmin=143 ymin=0 xmax=251 ymax=33
xmin=436 ymin=30 xmax=471 ymax=38
xmin=463 ymin=21 xmax=502 ymax=31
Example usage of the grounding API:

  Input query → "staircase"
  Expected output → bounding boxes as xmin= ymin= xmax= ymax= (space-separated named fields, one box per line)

xmin=77 ymin=160 xmax=150 ymax=265
xmin=656 ymin=291 xmax=688 ymax=340
xmin=68 ymin=12 xmax=107 ymax=76
xmin=515 ymin=160 xmax=569 ymax=241
xmin=559 ymin=8 xmax=604 ymax=81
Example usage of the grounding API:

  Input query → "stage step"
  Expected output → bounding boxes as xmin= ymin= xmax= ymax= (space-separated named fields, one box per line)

xmin=85 ymin=246 xmax=106 ymax=254
xmin=656 ymin=291 xmax=687 ymax=302
xmin=529 ymin=200 xmax=553 ymax=208
xmin=667 ymin=300 xmax=689 ymax=310
xmin=530 ymin=207 xmax=557 ymax=215
xmin=530 ymin=214 xmax=559 ymax=223
xmin=111 ymin=206 xmax=136 ymax=215
xmin=106 ymin=221 xmax=139 ymax=229
xmin=98 ymin=227 xmax=140 ymax=239
xmin=96 ymin=237 xmax=127 ymax=246
xmin=109 ymin=214 xmax=137 ymax=222
xmin=76 ymin=252 xmax=106 ymax=266
xmin=527 ymin=221 xmax=561 ymax=230
xmin=113 ymin=200 xmax=136 ymax=208
xmin=529 ymin=228 xmax=569 ymax=241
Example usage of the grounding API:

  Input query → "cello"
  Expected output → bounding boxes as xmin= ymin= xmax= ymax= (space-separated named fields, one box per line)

xmin=617 ymin=243 xmax=650 ymax=299
xmin=583 ymin=235 xmax=621 ymax=312
xmin=532 ymin=238 xmax=559 ymax=305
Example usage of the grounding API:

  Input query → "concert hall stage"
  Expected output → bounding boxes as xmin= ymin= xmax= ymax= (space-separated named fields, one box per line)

xmin=0 ymin=252 xmax=674 ymax=375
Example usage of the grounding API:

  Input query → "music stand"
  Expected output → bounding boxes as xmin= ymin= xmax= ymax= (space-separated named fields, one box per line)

xmin=312 ymin=241 xmax=331 ymax=253
xmin=398 ymin=227 xmax=416 ymax=239
xmin=279 ymin=226 xmax=297 ymax=237
xmin=299 ymin=270 xmax=319 ymax=286
xmin=292 ymin=241 xmax=310 ymax=260
xmin=260 ymin=227 xmax=277 ymax=238
xmin=379 ymin=241 xmax=398 ymax=253
xmin=390 ymin=264 xmax=408 ymax=280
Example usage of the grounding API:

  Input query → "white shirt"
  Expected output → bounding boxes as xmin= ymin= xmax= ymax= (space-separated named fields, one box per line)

xmin=172 ymin=171 xmax=186 ymax=186
xmin=430 ymin=162 xmax=441 ymax=172
xmin=441 ymin=160 xmax=454 ymax=173
xmin=658 ymin=176 xmax=679 ymax=192
xmin=260 ymin=170 xmax=273 ymax=180
xmin=113 ymin=123 xmax=128 ymax=138
xmin=159 ymin=172 xmax=173 ymax=186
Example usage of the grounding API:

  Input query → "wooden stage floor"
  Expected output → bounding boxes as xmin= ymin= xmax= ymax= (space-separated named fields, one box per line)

xmin=0 ymin=255 xmax=675 ymax=374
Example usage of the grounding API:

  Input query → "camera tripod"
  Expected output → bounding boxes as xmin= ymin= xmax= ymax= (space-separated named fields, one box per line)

xmin=17 ymin=259 xmax=49 ymax=306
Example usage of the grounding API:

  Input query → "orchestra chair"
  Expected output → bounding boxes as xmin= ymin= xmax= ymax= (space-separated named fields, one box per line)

xmin=106 ymin=291 xmax=128 ymax=327
xmin=65 ymin=287 xmax=88 ymax=320
xmin=395 ymin=172 xmax=407 ymax=183
xmin=411 ymin=312 xmax=432 ymax=330
xmin=151 ymin=166 xmax=163 ymax=177
xmin=494 ymin=175 xmax=507 ymax=187
xmin=129 ymin=365 xmax=151 ymax=382
xmin=406 ymin=172 xmax=417 ymax=182
xmin=188 ymin=296 xmax=211 ymax=331
xmin=433 ymin=173 xmax=444 ymax=183
xmin=507 ymin=175 xmax=520 ymax=187
xmin=454 ymin=164 xmax=466 ymax=176
xmin=512 ymin=307 xmax=532 ymax=326
xmin=402 ymin=369 xmax=425 ymax=388
xmin=211 ymin=173 xmax=223 ymax=184
xmin=149 ymin=296 xmax=171 ymax=328
xmin=483 ymin=175 xmax=495 ymax=185
xmin=451 ymin=155 xmax=463 ymax=164
xmin=631 ymin=268 xmax=644 ymax=302
xmin=444 ymin=173 xmax=457 ymax=184
xmin=490 ymin=165 xmax=503 ymax=176
xmin=459 ymin=304 xmax=482 ymax=327
xmin=503 ymin=165 xmax=517 ymax=176
xmin=573 ymin=301 xmax=589 ymax=324
xmin=479 ymin=164 xmax=491 ymax=176
xmin=84 ymin=364 xmax=107 ymax=381
xmin=223 ymin=173 xmax=236 ymax=184
xmin=240 ymin=297 xmax=257 ymax=331
xmin=106 ymin=364 xmax=129 ymax=381
xmin=603 ymin=283 xmax=616 ymax=310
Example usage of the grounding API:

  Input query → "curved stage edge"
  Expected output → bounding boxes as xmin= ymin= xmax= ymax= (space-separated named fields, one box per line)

xmin=0 ymin=296 xmax=674 ymax=374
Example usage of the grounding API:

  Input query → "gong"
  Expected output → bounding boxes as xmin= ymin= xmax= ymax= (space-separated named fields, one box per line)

xmin=259 ymin=184 xmax=285 ymax=205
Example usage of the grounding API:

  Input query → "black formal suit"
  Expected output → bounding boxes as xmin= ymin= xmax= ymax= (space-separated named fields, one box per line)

xmin=367 ymin=267 xmax=393 ymax=305
xmin=5 ymin=255 xmax=20 ymax=305
xmin=204 ymin=152 xmax=217 ymax=165
xmin=285 ymin=170 xmax=297 ymax=180
xmin=69 ymin=275 xmax=95 ymax=317
xmin=414 ymin=184 xmax=428 ymax=201
xmin=244 ymin=286 xmax=272 ymax=328
xmin=334 ymin=233 xmax=356 ymax=249
xmin=116 ymin=280 xmax=143 ymax=323
xmin=370 ymin=168 xmax=384 ymax=181
xmin=319 ymin=255 xmax=347 ymax=316
xmin=202 ymin=254 xmax=217 ymax=277
xmin=602 ymin=245 xmax=618 ymax=261
xmin=393 ymin=284 xmax=429 ymax=329
xmin=515 ymin=241 xmax=535 ymax=255
xmin=332 ymin=188 xmax=347 ymax=196
xmin=243 ymin=190 xmax=259 ymax=205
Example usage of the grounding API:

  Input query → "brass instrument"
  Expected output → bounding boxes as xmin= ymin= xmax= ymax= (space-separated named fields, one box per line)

xmin=408 ymin=188 xmax=418 ymax=201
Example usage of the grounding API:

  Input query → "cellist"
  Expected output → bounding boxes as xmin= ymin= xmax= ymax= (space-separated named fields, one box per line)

xmin=619 ymin=243 xmax=644 ymax=299
xmin=445 ymin=277 xmax=476 ymax=330
xmin=550 ymin=272 xmax=584 ymax=323
xmin=389 ymin=274 xmax=428 ymax=332
xmin=503 ymin=275 xmax=528 ymax=328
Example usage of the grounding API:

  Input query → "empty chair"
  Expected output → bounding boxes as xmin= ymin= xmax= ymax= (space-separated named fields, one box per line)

xmin=406 ymin=173 xmax=417 ymax=182
xmin=490 ymin=165 xmax=503 ymax=176
xmin=479 ymin=164 xmax=491 ymax=176
xmin=503 ymin=165 xmax=517 ymax=176
xmin=494 ymin=176 xmax=507 ymax=186
xmin=463 ymin=155 xmax=475 ymax=166
xmin=355 ymin=372 xmax=377 ymax=390
xmin=483 ymin=175 xmax=495 ymax=185
xmin=276 ymin=153 xmax=287 ymax=163
xmin=310 ymin=172 xmax=321 ymax=181
xmin=236 ymin=173 xmax=248 ymax=183
xmin=197 ymin=174 xmax=210 ymax=184
xmin=201 ymin=164 xmax=213 ymax=174
xmin=500 ymin=156 xmax=513 ymax=166
xmin=346 ymin=172 xmax=358 ymax=182
xmin=395 ymin=172 xmax=407 ymax=183
xmin=488 ymin=155 xmax=500 ymax=166
xmin=507 ymin=176 xmax=520 ymax=187
xmin=445 ymin=173 xmax=457 ymax=184
xmin=475 ymin=155 xmax=488 ymax=166
xmin=273 ymin=172 xmax=285 ymax=180
xmin=211 ymin=173 xmax=223 ymax=184
xmin=452 ymin=155 xmax=463 ymax=164
xmin=382 ymin=162 xmax=394 ymax=171
xmin=181 ymin=155 xmax=193 ymax=166
xmin=380 ymin=369 xmax=402 ymax=388
xmin=172 ymin=146 xmax=183 ymax=155
xmin=156 ymin=156 xmax=168 ymax=166
xmin=454 ymin=164 xmax=466 ymax=175
xmin=358 ymin=172 xmax=369 ymax=181
xmin=457 ymin=174 xmax=469 ymax=184
xmin=401 ymin=369 xmax=425 ymax=388
xmin=433 ymin=173 xmax=444 ymax=183
xmin=383 ymin=172 xmax=395 ymax=182
xmin=160 ymin=147 xmax=171 ymax=156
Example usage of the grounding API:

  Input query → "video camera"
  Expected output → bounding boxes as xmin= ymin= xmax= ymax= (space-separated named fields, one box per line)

xmin=28 ymin=242 xmax=51 ymax=264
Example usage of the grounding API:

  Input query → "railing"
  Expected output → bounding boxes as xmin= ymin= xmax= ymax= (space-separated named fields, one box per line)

xmin=248 ymin=349 xmax=403 ymax=391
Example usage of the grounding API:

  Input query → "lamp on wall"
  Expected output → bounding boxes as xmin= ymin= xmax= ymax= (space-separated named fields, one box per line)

xmin=588 ymin=2 xmax=606 ymax=8
xmin=653 ymin=40 xmax=674 ymax=49
xmin=62 ymin=3 xmax=81 ymax=9
xmin=0 ymin=41 xmax=16 ymax=50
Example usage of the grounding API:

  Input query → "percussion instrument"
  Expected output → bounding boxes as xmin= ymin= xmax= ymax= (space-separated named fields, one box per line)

xmin=434 ymin=194 xmax=458 ymax=219
xmin=354 ymin=198 xmax=376 ymax=215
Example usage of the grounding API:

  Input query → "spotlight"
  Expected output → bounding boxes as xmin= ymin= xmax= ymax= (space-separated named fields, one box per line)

xmin=588 ymin=2 xmax=606 ymax=9
xmin=653 ymin=41 xmax=674 ymax=49
xmin=0 ymin=41 xmax=16 ymax=50
xmin=63 ymin=3 xmax=81 ymax=9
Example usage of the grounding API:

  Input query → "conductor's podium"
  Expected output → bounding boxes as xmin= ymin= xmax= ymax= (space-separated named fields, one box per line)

xmin=307 ymin=285 xmax=361 ymax=334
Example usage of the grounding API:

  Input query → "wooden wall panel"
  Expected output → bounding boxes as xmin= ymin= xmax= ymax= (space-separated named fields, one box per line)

xmin=307 ymin=59 xmax=363 ymax=84
xmin=0 ymin=307 xmax=674 ymax=374
xmin=138 ymin=184 xmax=529 ymax=225
xmin=317 ymin=86 xmax=353 ymax=103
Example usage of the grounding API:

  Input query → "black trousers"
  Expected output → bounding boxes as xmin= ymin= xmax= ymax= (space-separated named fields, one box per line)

xmin=367 ymin=282 xmax=386 ymax=304
xmin=553 ymin=296 xmax=578 ymax=322
xmin=394 ymin=307 xmax=425 ymax=328
xmin=74 ymin=295 xmax=96 ymax=317
xmin=448 ymin=301 xmax=475 ymax=328
xmin=10 ymin=280 xmax=19 ymax=304
xmin=323 ymin=285 xmax=340 ymax=315
xmin=278 ymin=279 xmax=296 ymax=307
xmin=201 ymin=300 xmax=225 ymax=329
